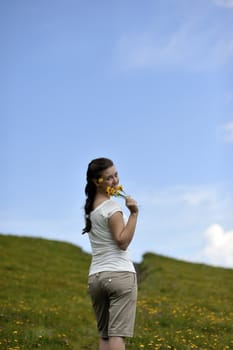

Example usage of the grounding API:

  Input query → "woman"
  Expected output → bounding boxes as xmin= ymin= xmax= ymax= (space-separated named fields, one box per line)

xmin=82 ymin=157 xmax=139 ymax=350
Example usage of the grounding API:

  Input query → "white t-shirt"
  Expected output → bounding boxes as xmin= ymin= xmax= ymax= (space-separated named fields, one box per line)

xmin=88 ymin=199 xmax=136 ymax=275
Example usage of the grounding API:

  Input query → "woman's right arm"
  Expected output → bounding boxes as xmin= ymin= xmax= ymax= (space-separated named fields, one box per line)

xmin=109 ymin=197 xmax=138 ymax=250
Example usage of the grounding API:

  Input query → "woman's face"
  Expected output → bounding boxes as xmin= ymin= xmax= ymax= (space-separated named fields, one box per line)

xmin=97 ymin=165 xmax=119 ymax=193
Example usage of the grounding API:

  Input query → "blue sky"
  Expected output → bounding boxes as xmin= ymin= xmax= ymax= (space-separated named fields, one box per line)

xmin=1 ymin=0 xmax=233 ymax=268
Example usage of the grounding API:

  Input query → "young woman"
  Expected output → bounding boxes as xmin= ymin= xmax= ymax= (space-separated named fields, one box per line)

xmin=82 ymin=157 xmax=139 ymax=350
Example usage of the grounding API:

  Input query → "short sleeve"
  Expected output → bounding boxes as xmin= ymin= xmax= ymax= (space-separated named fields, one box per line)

xmin=104 ymin=200 xmax=122 ymax=218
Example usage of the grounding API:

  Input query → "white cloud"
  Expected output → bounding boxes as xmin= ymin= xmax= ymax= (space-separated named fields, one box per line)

xmin=214 ymin=0 xmax=233 ymax=8
xmin=202 ymin=224 xmax=233 ymax=267
xmin=222 ymin=121 xmax=233 ymax=143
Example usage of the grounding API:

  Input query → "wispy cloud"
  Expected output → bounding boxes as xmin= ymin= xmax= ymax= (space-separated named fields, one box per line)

xmin=132 ymin=184 xmax=233 ymax=266
xmin=137 ymin=185 xmax=220 ymax=209
xmin=214 ymin=0 xmax=233 ymax=8
xmin=181 ymin=189 xmax=217 ymax=206
xmin=115 ymin=17 xmax=233 ymax=71
xmin=222 ymin=121 xmax=233 ymax=143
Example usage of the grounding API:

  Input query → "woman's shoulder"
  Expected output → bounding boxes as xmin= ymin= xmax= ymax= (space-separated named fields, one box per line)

xmin=92 ymin=199 xmax=120 ymax=213
xmin=103 ymin=199 xmax=123 ymax=217
xmin=105 ymin=198 xmax=121 ymax=208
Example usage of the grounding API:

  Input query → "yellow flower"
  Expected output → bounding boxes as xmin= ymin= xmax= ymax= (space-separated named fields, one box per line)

xmin=106 ymin=185 xmax=127 ymax=198
xmin=106 ymin=186 xmax=116 ymax=196
xmin=98 ymin=177 xmax=104 ymax=184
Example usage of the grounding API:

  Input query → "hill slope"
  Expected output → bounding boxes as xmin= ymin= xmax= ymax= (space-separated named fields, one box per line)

xmin=0 ymin=235 xmax=232 ymax=350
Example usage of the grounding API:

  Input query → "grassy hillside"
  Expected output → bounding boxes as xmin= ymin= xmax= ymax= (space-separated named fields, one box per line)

xmin=0 ymin=235 xmax=232 ymax=350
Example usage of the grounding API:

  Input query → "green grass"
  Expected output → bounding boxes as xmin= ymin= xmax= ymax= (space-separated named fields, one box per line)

xmin=1 ymin=235 xmax=232 ymax=350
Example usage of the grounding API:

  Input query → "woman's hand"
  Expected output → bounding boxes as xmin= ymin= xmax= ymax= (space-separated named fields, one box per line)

xmin=125 ymin=196 xmax=138 ymax=215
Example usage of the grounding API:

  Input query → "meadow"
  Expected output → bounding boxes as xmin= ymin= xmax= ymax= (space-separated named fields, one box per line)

xmin=0 ymin=234 xmax=232 ymax=350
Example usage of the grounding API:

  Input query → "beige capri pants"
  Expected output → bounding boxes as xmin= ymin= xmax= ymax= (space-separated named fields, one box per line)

xmin=88 ymin=271 xmax=137 ymax=339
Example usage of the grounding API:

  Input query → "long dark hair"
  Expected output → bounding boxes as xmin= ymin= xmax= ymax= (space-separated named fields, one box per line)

xmin=82 ymin=157 xmax=114 ymax=234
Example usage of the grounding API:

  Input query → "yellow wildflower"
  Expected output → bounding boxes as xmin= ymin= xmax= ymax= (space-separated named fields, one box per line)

xmin=106 ymin=185 xmax=127 ymax=198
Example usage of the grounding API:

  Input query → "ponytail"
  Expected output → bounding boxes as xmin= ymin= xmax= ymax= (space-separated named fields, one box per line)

xmin=82 ymin=157 xmax=114 ymax=234
xmin=82 ymin=181 xmax=96 ymax=234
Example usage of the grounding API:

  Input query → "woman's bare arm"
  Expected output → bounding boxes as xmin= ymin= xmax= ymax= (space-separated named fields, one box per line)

xmin=109 ymin=197 xmax=138 ymax=250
